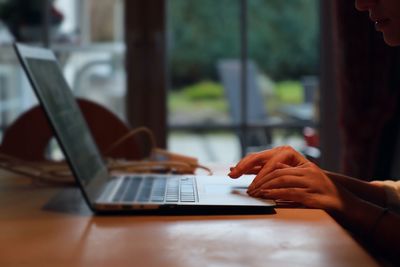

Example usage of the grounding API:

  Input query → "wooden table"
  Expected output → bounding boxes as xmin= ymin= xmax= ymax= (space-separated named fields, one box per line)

xmin=0 ymin=169 xmax=379 ymax=267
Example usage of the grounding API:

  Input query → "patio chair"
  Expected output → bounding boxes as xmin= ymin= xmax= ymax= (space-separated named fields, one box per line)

xmin=0 ymin=98 xmax=147 ymax=161
xmin=217 ymin=59 xmax=282 ymax=150
xmin=217 ymin=59 xmax=317 ymax=154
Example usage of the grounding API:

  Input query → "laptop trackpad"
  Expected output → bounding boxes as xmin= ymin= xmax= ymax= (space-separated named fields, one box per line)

xmin=197 ymin=176 xmax=275 ymax=206
xmin=204 ymin=184 xmax=236 ymax=194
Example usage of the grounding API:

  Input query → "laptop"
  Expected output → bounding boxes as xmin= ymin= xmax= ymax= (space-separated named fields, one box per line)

xmin=14 ymin=43 xmax=275 ymax=214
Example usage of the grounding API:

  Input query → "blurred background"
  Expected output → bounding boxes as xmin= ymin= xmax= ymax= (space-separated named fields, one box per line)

xmin=0 ymin=0 xmax=320 ymax=164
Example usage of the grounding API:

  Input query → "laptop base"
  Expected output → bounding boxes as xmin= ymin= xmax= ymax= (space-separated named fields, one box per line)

xmin=44 ymin=187 xmax=276 ymax=216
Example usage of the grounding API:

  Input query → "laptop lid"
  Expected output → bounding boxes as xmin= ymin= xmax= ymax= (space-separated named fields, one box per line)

xmin=14 ymin=43 xmax=109 ymax=208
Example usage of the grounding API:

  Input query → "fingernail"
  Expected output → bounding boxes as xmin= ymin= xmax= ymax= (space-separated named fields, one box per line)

xmin=248 ymin=188 xmax=257 ymax=195
xmin=252 ymin=189 xmax=263 ymax=197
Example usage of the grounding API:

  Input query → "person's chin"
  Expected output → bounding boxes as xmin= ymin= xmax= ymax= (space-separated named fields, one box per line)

xmin=382 ymin=34 xmax=400 ymax=47
xmin=380 ymin=24 xmax=400 ymax=46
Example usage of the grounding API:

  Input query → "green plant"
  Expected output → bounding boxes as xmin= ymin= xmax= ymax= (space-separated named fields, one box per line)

xmin=181 ymin=81 xmax=224 ymax=101
xmin=274 ymin=80 xmax=303 ymax=104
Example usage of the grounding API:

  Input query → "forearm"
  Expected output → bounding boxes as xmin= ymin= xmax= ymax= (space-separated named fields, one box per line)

xmin=324 ymin=170 xmax=386 ymax=207
xmin=332 ymin=197 xmax=400 ymax=264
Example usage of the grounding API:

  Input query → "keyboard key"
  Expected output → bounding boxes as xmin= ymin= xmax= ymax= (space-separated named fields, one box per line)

xmin=137 ymin=177 xmax=154 ymax=202
xmin=165 ymin=178 xmax=179 ymax=202
xmin=179 ymin=177 xmax=196 ymax=202
xmin=112 ymin=177 xmax=130 ymax=202
xmin=151 ymin=196 xmax=165 ymax=202
xmin=122 ymin=177 xmax=142 ymax=202
xmin=180 ymin=198 xmax=196 ymax=202
xmin=112 ymin=176 xmax=198 ymax=204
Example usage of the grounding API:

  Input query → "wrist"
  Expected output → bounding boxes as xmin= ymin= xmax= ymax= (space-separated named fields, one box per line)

xmin=333 ymin=196 xmax=385 ymax=236
xmin=333 ymin=188 xmax=360 ymax=215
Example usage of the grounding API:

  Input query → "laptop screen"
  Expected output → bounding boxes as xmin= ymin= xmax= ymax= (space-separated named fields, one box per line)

xmin=23 ymin=57 xmax=109 ymax=190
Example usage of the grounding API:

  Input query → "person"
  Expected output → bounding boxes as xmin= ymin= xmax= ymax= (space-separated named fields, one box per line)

xmin=229 ymin=0 xmax=400 ymax=264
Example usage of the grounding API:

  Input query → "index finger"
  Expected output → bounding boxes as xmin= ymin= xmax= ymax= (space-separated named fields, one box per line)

xmin=228 ymin=149 xmax=277 ymax=178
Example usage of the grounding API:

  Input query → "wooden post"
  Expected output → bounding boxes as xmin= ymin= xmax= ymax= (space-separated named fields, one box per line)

xmin=319 ymin=0 xmax=341 ymax=172
xmin=124 ymin=0 xmax=167 ymax=148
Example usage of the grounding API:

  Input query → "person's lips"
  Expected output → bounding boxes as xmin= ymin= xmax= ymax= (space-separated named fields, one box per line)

xmin=374 ymin=18 xmax=391 ymax=31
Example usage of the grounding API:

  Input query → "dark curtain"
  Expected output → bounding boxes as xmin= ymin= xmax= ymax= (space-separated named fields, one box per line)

xmin=332 ymin=1 xmax=400 ymax=180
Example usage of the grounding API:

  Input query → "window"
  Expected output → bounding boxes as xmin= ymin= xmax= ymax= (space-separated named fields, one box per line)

xmin=167 ymin=0 xmax=320 ymax=163
xmin=0 ymin=0 xmax=126 ymax=160
xmin=0 ymin=0 xmax=322 ymax=165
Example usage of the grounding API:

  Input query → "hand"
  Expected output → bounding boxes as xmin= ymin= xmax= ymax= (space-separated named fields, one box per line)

xmin=249 ymin=162 xmax=356 ymax=212
xmin=228 ymin=146 xmax=309 ymax=193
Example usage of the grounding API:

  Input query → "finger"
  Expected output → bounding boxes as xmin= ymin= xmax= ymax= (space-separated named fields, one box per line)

xmin=229 ymin=151 xmax=269 ymax=177
xmin=248 ymin=169 xmax=306 ymax=195
xmin=248 ymin=152 xmax=297 ymax=190
xmin=230 ymin=165 xmax=263 ymax=174
xmin=257 ymin=174 xmax=310 ymax=191
xmin=229 ymin=150 xmax=274 ymax=178
xmin=259 ymin=188 xmax=309 ymax=204
xmin=250 ymin=163 xmax=324 ymax=197
xmin=248 ymin=154 xmax=290 ymax=190
xmin=248 ymin=149 xmax=309 ymax=191
xmin=276 ymin=162 xmax=291 ymax=168
xmin=243 ymin=166 xmax=263 ymax=175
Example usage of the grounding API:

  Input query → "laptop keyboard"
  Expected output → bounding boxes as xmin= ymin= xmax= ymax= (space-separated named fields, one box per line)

xmin=112 ymin=176 xmax=197 ymax=203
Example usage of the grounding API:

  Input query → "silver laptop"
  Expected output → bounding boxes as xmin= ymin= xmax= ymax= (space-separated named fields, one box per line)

xmin=14 ymin=43 xmax=275 ymax=214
